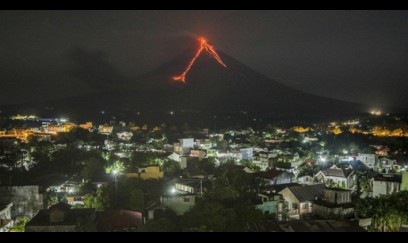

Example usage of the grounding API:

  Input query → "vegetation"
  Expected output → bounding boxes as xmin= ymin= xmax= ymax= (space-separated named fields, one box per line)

xmin=9 ymin=217 xmax=28 ymax=232
xmin=356 ymin=191 xmax=408 ymax=232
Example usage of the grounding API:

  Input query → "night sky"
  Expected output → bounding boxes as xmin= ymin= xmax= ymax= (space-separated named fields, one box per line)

xmin=1 ymin=10 xmax=408 ymax=109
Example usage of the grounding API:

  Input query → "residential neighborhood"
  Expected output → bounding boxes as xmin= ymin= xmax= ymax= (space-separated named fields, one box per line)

xmin=1 ymin=112 xmax=408 ymax=232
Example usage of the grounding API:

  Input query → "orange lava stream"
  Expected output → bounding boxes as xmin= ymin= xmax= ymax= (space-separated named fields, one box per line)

xmin=172 ymin=37 xmax=227 ymax=83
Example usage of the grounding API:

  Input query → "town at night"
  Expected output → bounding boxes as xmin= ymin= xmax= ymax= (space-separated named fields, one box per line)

xmin=1 ymin=10 xmax=408 ymax=232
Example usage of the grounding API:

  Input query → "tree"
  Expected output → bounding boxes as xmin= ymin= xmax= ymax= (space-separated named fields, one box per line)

xmin=76 ymin=217 xmax=97 ymax=232
xmin=84 ymin=187 xmax=111 ymax=211
xmin=356 ymin=191 xmax=408 ymax=232
xmin=140 ymin=217 xmax=179 ymax=232
xmin=82 ymin=156 xmax=105 ymax=180
xmin=128 ymin=188 xmax=144 ymax=211
xmin=105 ymin=160 xmax=125 ymax=174
xmin=182 ymin=201 xmax=228 ymax=232
xmin=162 ymin=159 xmax=181 ymax=176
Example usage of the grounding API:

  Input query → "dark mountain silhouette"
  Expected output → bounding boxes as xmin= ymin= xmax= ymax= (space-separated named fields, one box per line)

xmin=1 ymin=47 xmax=373 ymax=123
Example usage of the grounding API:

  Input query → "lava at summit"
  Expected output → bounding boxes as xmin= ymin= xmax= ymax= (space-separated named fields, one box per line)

xmin=172 ymin=37 xmax=227 ymax=83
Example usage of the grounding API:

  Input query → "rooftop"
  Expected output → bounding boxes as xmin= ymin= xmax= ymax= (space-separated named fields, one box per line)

xmin=374 ymin=174 xmax=402 ymax=183
xmin=26 ymin=207 xmax=95 ymax=227
xmin=320 ymin=164 xmax=354 ymax=178
xmin=96 ymin=210 xmax=143 ymax=232
xmin=283 ymin=184 xmax=326 ymax=202
xmin=283 ymin=220 xmax=366 ymax=232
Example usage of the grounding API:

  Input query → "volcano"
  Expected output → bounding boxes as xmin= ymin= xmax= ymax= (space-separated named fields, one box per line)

xmin=1 ymin=38 xmax=372 ymax=123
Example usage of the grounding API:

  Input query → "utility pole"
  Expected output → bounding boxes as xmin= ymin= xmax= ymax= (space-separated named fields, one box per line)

xmin=200 ymin=179 xmax=203 ymax=197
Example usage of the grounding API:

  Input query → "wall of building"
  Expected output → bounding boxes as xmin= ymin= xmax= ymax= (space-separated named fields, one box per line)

xmin=402 ymin=172 xmax=408 ymax=191
xmin=313 ymin=204 xmax=354 ymax=219
xmin=373 ymin=181 xmax=400 ymax=197
xmin=0 ymin=186 xmax=44 ymax=219
xmin=357 ymin=154 xmax=377 ymax=169
xmin=279 ymin=188 xmax=300 ymax=212
xmin=324 ymin=190 xmax=351 ymax=204
xmin=175 ymin=183 xmax=195 ymax=194
xmin=161 ymin=195 xmax=196 ymax=216
xmin=297 ymin=176 xmax=315 ymax=185
xmin=256 ymin=201 xmax=278 ymax=215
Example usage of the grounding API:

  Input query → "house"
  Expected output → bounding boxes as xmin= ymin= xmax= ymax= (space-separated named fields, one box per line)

xmin=196 ymin=139 xmax=213 ymax=150
xmin=160 ymin=178 xmax=209 ymax=216
xmin=252 ymin=159 xmax=270 ymax=171
xmin=257 ymin=169 xmax=294 ymax=186
xmin=116 ymin=131 xmax=133 ymax=141
xmin=189 ymin=149 xmax=207 ymax=159
xmin=0 ymin=203 xmax=13 ymax=232
xmin=167 ymin=152 xmax=181 ymax=163
xmin=180 ymin=138 xmax=194 ymax=155
xmin=144 ymin=201 xmax=166 ymax=221
xmin=356 ymin=153 xmax=377 ymax=169
xmin=173 ymin=178 xmax=209 ymax=195
xmin=372 ymin=174 xmax=401 ymax=197
xmin=313 ymin=188 xmax=354 ymax=219
xmin=297 ymin=175 xmax=315 ymax=185
xmin=225 ymin=164 xmax=255 ymax=174
xmin=126 ymin=166 xmax=163 ymax=180
xmin=240 ymin=147 xmax=254 ymax=161
xmin=255 ymin=193 xmax=287 ymax=221
xmin=314 ymin=164 xmax=355 ymax=190
xmin=98 ymin=125 xmax=113 ymax=135
xmin=255 ymin=151 xmax=275 ymax=162
xmin=402 ymin=171 xmax=408 ymax=191
xmin=279 ymin=184 xmax=326 ymax=219
xmin=161 ymin=194 xmax=196 ymax=216
xmin=378 ymin=157 xmax=396 ymax=173
xmin=25 ymin=203 xmax=96 ymax=232
xmin=66 ymin=194 xmax=85 ymax=206
xmin=96 ymin=210 xmax=143 ymax=232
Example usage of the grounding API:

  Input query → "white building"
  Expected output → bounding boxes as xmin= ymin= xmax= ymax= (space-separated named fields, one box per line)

xmin=167 ymin=152 xmax=181 ymax=163
xmin=180 ymin=138 xmax=194 ymax=155
xmin=297 ymin=175 xmax=315 ymax=185
xmin=116 ymin=131 xmax=133 ymax=141
xmin=98 ymin=125 xmax=113 ymax=135
xmin=314 ymin=164 xmax=356 ymax=190
xmin=357 ymin=153 xmax=377 ymax=169
xmin=373 ymin=174 xmax=401 ymax=197
xmin=240 ymin=147 xmax=254 ymax=161
xmin=180 ymin=138 xmax=194 ymax=149
xmin=279 ymin=184 xmax=326 ymax=219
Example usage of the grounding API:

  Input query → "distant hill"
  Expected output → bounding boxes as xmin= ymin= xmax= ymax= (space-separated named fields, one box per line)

xmin=1 ymin=47 xmax=375 ymax=124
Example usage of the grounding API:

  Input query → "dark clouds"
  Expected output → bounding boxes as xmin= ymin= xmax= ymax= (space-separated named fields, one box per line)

xmin=0 ymin=10 xmax=407 ymax=108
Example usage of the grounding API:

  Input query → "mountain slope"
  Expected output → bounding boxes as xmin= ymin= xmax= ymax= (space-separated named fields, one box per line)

xmin=1 ymin=48 xmax=371 ymax=122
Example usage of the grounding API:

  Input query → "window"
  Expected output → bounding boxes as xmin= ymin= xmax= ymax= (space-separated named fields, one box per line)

xmin=183 ymin=197 xmax=190 ymax=202
xmin=292 ymin=203 xmax=298 ymax=210
xmin=302 ymin=203 xmax=308 ymax=210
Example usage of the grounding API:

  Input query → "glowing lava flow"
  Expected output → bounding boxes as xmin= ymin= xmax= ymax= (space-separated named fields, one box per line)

xmin=172 ymin=37 xmax=227 ymax=83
